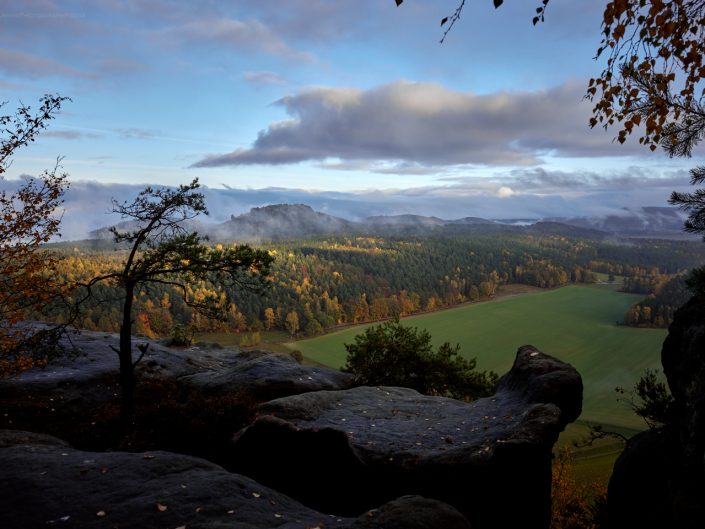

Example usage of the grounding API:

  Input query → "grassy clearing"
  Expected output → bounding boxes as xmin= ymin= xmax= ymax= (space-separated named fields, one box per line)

xmin=557 ymin=421 xmax=639 ymax=486
xmin=284 ymin=284 xmax=666 ymax=431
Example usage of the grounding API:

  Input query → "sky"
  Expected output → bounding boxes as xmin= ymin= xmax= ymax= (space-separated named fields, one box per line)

xmin=1 ymin=0 xmax=702 ymax=239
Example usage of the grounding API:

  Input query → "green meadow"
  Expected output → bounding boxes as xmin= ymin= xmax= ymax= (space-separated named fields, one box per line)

xmin=284 ymin=284 xmax=667 ymax=431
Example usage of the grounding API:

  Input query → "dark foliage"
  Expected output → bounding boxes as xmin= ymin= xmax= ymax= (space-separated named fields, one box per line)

xmin=616 ymin=368 xmax=674 ymax=429
xmin=0 ymin=95 xmax=72 ymax=376
xmin=343 ymin=318 xmax=497 ymax=400
xmin=74 ymin=179 xmax=273 ymax=424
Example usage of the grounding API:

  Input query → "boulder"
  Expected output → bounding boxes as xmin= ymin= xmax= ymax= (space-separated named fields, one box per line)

xmin=661 ymin=294 xmax=705 ymax=468
xmin=350 ymin=495 xmax=472 ymax=529
xmin=179 ymin=348 xmax=353 ymax=401
xmin=0 ymin=430 xmax=471 ymax=529
xmin=0 ymin=329 xmax=352 ymax=439
xmin=229 ymin=345 xmax=582 ymax=529
xmin=609 ymin=295 xmax=705 ymax=529
xmin=606 ymin=429 xmax=671 ymax=529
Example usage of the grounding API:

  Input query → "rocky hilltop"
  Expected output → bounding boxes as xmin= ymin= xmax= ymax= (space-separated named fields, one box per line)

xmin=0 ymin=335 xmax=582 ymax=529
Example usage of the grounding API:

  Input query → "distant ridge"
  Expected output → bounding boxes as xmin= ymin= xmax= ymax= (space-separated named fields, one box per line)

xmin=551 ymin=207 xmax=689 ymax=239
xmin=365 ymin=214 xmax=445 ymax=228
xmin=86 ymin=203 xmax=692 ymax=243
xmin=208 ymin=204 xmax=358 ymax=241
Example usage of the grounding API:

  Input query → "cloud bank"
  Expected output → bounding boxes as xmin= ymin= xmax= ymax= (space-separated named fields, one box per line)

xmin=32 ymin=167 xmax=690 ymax=240
xmin=193 ymin=80 xmax=644 ymax=170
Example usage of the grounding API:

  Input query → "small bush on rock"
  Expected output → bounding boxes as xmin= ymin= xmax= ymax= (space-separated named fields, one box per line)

xmin=342 ymin=318 xmax=497 ymax=401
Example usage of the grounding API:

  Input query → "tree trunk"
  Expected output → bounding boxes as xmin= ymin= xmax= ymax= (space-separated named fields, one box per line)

xmin=118 ymin=283 xmax=135 ymax=427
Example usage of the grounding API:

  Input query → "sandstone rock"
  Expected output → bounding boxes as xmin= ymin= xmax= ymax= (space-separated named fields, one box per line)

xmin=609 ymin=295 xmax=705 ymax=529
xmin=0 ymin=329 xmax=351 ymax=428
xmin=661 ymin=294 xmax=705 ymax=468
xmin=350 ymin=495 xmax=471 ymax=529
xmin=0 ymin=430 xmax=469 ymax=529
xmin=180 ymin=348 xmax=353 ymax=401
xmin=229 ymin=345 xmax=582 ymax=529
xmin=607 ymin=429 xmax=671 ymax=529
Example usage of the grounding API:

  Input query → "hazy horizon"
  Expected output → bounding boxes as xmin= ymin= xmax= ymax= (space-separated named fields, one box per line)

xmin=3 ymin=0 xmax=703 ymax=238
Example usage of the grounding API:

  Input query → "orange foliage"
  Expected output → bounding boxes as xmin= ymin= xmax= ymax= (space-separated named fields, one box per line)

xmin=0 ymin=95 xmax=71 ymax=377
xmin=551 ymin=447 xmax=606 ymax=529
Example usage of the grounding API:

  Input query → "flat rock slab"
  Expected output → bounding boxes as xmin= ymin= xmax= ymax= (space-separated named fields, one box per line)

xmin=230 ymin=346 xmax=582 ymax=529
xmin=179 ymin=348 xmax=353 ymax=401
xmin=0 ymin=430 xmax=471 ymax=529
xmin=0 ymin=328 xmax=351 ymax=405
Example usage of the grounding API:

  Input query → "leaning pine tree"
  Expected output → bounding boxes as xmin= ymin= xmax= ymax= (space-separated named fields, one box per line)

xmin=77 ymin=179 xmax=273 ymax=425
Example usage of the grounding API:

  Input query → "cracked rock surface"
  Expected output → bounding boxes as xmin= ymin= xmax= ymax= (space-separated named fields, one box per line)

xmin=0 ymin=430 xmax=471 ymax=529
xmin=230 ymin=345 xmax=582 ymax=529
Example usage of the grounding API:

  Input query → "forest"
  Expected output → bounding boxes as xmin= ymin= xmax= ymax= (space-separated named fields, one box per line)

xmin=41 ymin=231 xmax=705 ymax=343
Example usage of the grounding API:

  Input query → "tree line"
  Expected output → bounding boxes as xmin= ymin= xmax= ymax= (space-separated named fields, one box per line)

xmin=38 ymin=232 xmax=705 ymax=342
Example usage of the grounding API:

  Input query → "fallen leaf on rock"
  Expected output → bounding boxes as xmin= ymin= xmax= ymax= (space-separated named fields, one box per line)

xmin=157 ymin=503 xmax=168 ymax=512
xmin=251 ymin=492 xmax=261 ymax=498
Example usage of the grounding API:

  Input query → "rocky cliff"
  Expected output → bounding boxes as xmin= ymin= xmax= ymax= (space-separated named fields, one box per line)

xmin=229 ymin=346 xmax=582 ymax=529
xmin=0 ymin=335 xmax=582 ymax=529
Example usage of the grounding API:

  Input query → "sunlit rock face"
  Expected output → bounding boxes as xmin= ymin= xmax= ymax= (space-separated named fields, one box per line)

xmin=229 ymin=346 xmax=583 ymax=529
xmin=608 ymin=294 xmax=705 ymax=529
xmin=0 ymin=430 xmax=472 ymax=529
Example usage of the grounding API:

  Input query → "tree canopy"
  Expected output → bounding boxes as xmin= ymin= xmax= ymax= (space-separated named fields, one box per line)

xmin=397 ymin=0 xmax=705 ymax=156
xmin=343 ymin=318 xmax=497 ymax=401
xmin=0 ymin=95 xmax=70 ymax=377
xmin=76 ymin=179 xmax=273 ymax=423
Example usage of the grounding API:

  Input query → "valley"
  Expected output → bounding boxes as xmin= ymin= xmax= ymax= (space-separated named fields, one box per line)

xmin=284 ymin=283 xmax=665 ymax=431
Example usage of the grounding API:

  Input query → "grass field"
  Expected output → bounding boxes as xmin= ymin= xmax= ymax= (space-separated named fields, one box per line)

xmin=284 ymin=284 xmax=667 ymax=431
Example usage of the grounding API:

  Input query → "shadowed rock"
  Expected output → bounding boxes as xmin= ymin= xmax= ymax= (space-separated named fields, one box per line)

xmin=0 ymin=430 xmax=471 ymax=529
xmin=0 ymin=329 xmax=352 ymax=421
xmin=608 ymin=294 xmax=705 ymax=528
xmin=229 ymin=345 xmax=582 ymax=529
xmin=179 ymin=348 xmax=353 ymax=401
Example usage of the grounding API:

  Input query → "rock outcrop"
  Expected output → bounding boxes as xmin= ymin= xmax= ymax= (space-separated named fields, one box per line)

xmin=0 ymin=329 xmax=352 ymax=425
xmin=229 ymin=345 xmax=582 ymax=529
xmin=179 ymin=347 xmax=352 ymax=401
xmin=608 ymin=294 xmax=705 ymax=529
xmin=0 ymin=430 xmax=471 ymax=529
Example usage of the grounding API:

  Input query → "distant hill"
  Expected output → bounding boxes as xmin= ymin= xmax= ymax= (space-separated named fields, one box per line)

xmin=89 ymin=219 xmax=204 ymax=240
xmin=526 ymin=221 xmax=609 ymax=240
xmin=207 ymin=204 xmax=359 ymax=241
xmin=365 ymin=214 xmax=445 ymax=228
xmin=85 ymin=204 xmax=692 ymax=244
xmin=550 ymin=207 xmax=690 ymax=239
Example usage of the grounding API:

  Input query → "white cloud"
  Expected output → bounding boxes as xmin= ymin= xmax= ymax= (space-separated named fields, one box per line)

xmin=159 ymin=18 xmax=314 ymax=62
xmin=0 ymin=48 xmax=92 ymax=78
xmin=497 ymin=186 xmax=515 ymax=198
xmin=43 ymin=167 xmax=692 ymax=240
xmin=242 ymin=70 xmax=289 ymax=87
xmin=192 ymin=80 xmax=647 ymax=169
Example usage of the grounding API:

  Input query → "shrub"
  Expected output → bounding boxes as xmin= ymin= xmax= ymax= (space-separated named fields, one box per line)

xmin=168 ymin=324 xmax=194 ymax=347
xmin=342 ymin=318 xmax=497 ymax=401
xmin=551 ymin=447 xmax=606 ymax=529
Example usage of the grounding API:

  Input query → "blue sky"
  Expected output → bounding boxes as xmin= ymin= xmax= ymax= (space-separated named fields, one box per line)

xmin=1 ymin=0 xmax=702 ymax=238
